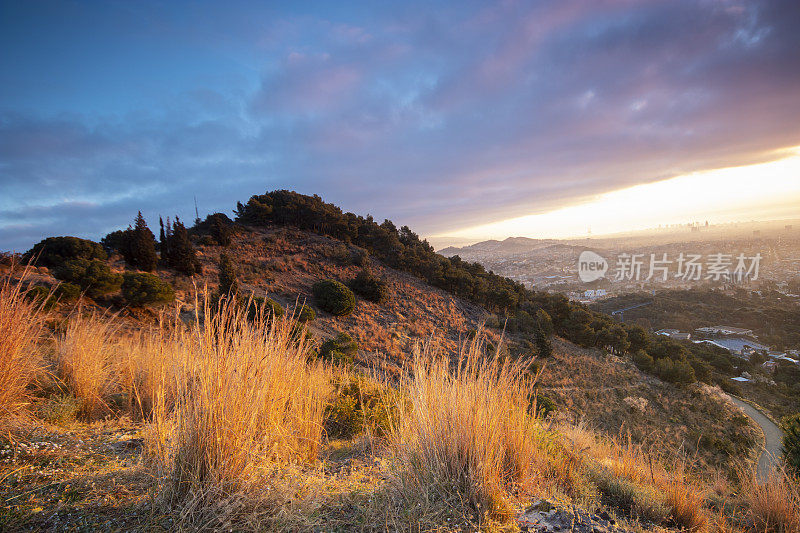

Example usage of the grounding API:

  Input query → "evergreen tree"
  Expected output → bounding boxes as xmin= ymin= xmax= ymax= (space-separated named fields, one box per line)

xmin=159 ymin=216 xmax=166 ymax=254
xmin=130 ymin=212 xmax=157 ymax=271
xmin=166 ymin=217 xmax=198 ymax=275
xmin=218 ymin=253 xmax=238 ymax=295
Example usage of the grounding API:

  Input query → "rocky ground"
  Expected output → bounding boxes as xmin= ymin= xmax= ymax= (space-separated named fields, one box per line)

xmin=519 ymin=500 xmax=635 ymax=533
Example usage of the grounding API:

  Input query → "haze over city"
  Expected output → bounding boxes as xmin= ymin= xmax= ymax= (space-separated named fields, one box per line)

xmin=2 ymin=0 xmax=800 ymax=251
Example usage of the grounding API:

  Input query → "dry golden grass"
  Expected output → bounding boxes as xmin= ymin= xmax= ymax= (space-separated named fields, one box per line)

xmin=56 ymin=309 xmax=120 ymax=419
xmin=389 ymin=334 xmax=548 ymax=522
xmin=0 ymin=270 xmax=45 ymax=428
xmin=146 ymin=295 xmax=331 ymax=518
xmin=738 ymin=466 xmax=800 ymax=533
xmin=560 ymin=422 xmax=709 ymax=530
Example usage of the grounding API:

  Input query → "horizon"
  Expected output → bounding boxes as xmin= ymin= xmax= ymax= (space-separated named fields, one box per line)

xmin=2 ymin=1 xmax=800 ymax=252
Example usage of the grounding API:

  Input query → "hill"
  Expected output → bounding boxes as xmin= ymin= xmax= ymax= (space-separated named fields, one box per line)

xmin=1 ymin=190 xmax=797 ymax=531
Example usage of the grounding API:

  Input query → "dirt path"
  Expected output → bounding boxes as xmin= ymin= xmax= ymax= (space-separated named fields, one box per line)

xmin=727 ymin=395 xmax=783 ymax=481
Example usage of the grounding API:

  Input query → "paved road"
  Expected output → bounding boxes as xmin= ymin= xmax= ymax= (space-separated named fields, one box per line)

xmin=727 ymin=395 xmax=783 ymax=481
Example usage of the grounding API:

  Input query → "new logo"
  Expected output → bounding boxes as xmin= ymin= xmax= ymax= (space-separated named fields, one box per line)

xmin=577 ymin=250 xmax=608 ymax=282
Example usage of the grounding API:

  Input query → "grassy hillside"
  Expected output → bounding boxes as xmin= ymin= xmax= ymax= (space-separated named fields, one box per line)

xmin=2 ymin=191 xmax=799 ymax=531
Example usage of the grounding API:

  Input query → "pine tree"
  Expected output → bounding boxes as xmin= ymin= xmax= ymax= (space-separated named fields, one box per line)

xmin=167 ymin=217 xmax=198 ymax=275
xmin=159 ymin=216 xmax=167 ymax=255
xmin=218 ymin=253 xmax=238 ymax=295
xmin=123 ymin=212 xmax=157 ymax=271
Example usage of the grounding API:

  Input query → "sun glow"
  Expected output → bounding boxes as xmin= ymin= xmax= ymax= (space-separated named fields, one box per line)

xmin=439 ymin=147 xmax=800 ymax=243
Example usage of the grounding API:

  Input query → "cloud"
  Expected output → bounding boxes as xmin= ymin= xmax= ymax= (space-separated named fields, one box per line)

xmin=1 ymin=0 xmax=799 ymax=251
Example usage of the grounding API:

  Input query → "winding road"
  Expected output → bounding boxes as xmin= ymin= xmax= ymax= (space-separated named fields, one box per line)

xmin=727 ymin=395 xmax=783 ymax=481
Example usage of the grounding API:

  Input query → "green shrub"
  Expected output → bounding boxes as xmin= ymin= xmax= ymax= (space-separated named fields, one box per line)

xmin=324 ymin=375 xmax=398 ymax=439
xmin=531 ymin=394 xmax=555 ymax=419
xmin=54 ymin=282 xmax=81 ymax=302
xmin=121 ymin=272 xmax=175 ymax=305
xmin=350 ymin=269 xmax=389 ymax=303
xmin=781 ymin=413 xmax=800 ymax=475
xmin=318 ymin=333 xmax=358 ymax=366
xmin=654 ymin=357 xmax=696 ymax=384
xmin=243 ymin=296 xmax=284 ymax=321
xmin=37 ymin=394 xmax=81 ymax=425
xmin=313 ymin=279 xmax=356 ymax=316
xmin=25 ymin=236 xmax=106 ymax=267
xmin=632 ymin=350 xmax=654 ymax=372
xmin=53 ymin=259 xmax=122 ymax=299
xmin=297 ymin=304 xmax=316 ymax=323
xmin=25 ymin=285 xmax=51 ymax=302
xmin=218 ymin=253 xmax=238 ymax=295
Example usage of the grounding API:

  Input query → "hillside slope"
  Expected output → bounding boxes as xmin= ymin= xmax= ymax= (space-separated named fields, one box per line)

xmin=163 ymin=223 xmax=762 ymax=473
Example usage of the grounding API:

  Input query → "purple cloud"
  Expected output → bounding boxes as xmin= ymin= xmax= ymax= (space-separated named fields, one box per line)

xmin=1 ymin=0 xmax=799 ymax=251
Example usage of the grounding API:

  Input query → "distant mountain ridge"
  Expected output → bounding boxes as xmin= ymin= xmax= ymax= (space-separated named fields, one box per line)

xmin=439 ymin=236 xmax=563 ymax=256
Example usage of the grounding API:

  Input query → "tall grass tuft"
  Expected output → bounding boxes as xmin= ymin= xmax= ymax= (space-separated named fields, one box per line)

xmin=148 ymin=295 xmax=331 ymax=512
xmin=390 ymin=334 xmax=547 ymax=521
xmin=0 ymin=271 xmax=45 ymax=428
xmin=56 ymin=309 xmax=120 ymax=419
xmin=739 ymin=466 xmax=800 ymax=533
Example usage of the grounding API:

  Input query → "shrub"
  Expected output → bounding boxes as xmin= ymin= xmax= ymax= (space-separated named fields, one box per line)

xmin=313 ymin=279 xmax=355 ymax=316
xmin=317 ymin=333 xmax=358 ymax=366
xmin=243 ymin=296 xmax=284 ymax=322
xmin=218 ymin=253 xmax=238 ymax=295
xmin=53 ymin=258 xmax=122 ymax=299
xmin=324 ymin=374 xmax=398 ymax=439
xmin=352 ymin=248 xmax=369 ymax=267
xmin=350 ymin=268 xmax=389 ymax=304
xmin=296 ymin=304 xmax=316 ymax=323
xmin=37 ymin=393 xmax=81 ymax=424
xmin=25 ymin=285 xmax=52 ymax=305
xmin=632 ymin=350 xmax=654 ymax=372
xmin=24 ymin=236 xmax=106 ymax=267
xmin=654 ymin=358 xmax=696 ymax=384
xmin=121 ymin=272 xmax=175 ymax=306
xmin=534 ymin=326 xmax=553 ymax=358
xmin=781 ymin=413 xmax=800 ymax=475
xmin=532 ymin=393 xmax=556 ymax=419
xmin=54 ymin=282 xmax=81 ymax=302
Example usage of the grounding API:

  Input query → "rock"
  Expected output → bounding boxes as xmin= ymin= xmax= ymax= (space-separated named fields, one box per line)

xmin=519 ymin=500 xmax=632 ymax=533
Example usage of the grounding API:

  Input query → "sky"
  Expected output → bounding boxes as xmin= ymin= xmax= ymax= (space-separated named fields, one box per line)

xmin=1 ymin=0 xmax=799 ymax=252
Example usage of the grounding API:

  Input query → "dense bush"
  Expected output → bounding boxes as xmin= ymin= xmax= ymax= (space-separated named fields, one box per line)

xmin=121 ymin=272 xmax=175 ymax=305
xmin=324 ymin=374 xmax=398 ymax=439
xmin=243 ymin=296 xmax=284 ymax=322
xmin=296 ymin=304 xmax=316 ymax=323
xmin=632 ymin=350 xmax=655 ymax=372
xmin=654 ymin=357 xmax=696 ymax=384
xmin=53 ymin=259 xmax=122 ymax=299
xmin=317 ymin=332 xmax=358 ymax=366
xmin=350 ymin=268 xmax=389 ymax=304
xmin=218 ymin=253 xmax=238 ymax=295
xmin=54 ymin=282 xmax=81 ymax=302
xmin=781 ymin=413 xmax=800 ymax=475
xmin=313 ymin=279 xmax=356 ymax=316
xmin=25 ymin=236 xmax=106 ymax=268
xmin=531 ymin=394 xmax=555 ymax=419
